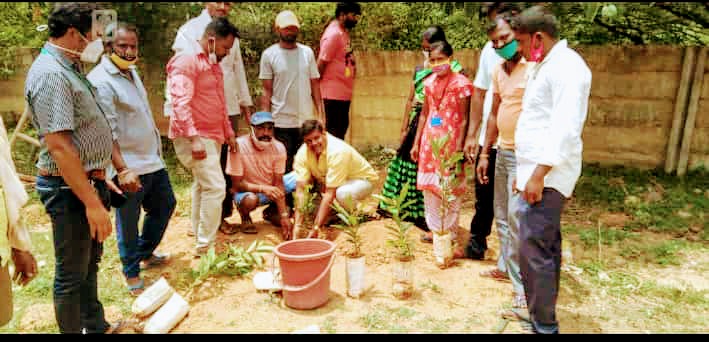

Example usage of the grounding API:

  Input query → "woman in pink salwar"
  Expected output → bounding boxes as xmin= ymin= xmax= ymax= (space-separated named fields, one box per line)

xmin=411 ymin=40 xmax=473 ymax=258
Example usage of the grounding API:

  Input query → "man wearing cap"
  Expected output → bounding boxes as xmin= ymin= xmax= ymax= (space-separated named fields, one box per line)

xmin=259 ymin=10 xmax=323 ymax=174
xmin=167 ymin=2 xmax=254 ymax=235
xmin=225 ymin=111 xmax=295 ymax=239
xmin=317 ymin=2 xmax=361 ymax=140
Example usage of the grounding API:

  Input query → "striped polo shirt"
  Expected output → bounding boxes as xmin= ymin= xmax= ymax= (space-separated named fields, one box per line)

xmin=24 ymin=42 xmax=113 ymax=175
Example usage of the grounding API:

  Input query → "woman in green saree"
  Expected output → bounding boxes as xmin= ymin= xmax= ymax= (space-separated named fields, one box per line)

xmin=378 ymin=26 xmax=464 ymax=241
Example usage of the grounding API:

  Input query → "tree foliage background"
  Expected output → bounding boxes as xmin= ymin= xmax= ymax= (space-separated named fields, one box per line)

xmin=0 ymin=2 xmax=706 ymax=84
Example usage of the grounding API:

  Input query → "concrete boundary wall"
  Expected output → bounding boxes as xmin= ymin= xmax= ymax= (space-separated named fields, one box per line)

xmin=1 ymin=45 xmax=707 ymax=171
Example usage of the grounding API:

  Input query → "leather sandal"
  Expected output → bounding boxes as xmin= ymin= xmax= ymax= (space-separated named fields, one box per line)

xmin=127 ymin=278 xmax=145 ymax=297
xmin=219 ymin=221 xmax=239 ymax=235
xmin=420 ymin=232 xmax=433 ymax=243
xmin=479 ymin=268 xmax=511 ymax=282
xmin=241 ymin=224 xmax=258 ymax=234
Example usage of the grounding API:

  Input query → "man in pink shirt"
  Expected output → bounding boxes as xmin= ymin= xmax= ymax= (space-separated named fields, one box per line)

xmin=317 ymin=2 xmax=361 ymax=140
xmin=167 ymin=17 xmax=239 ymax=256
xmin=225 ymin=112 xmax=296 ymax=240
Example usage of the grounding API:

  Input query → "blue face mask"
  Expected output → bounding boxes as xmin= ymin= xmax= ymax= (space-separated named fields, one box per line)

xmin=494 ymin=39 xmax=519 ymax=61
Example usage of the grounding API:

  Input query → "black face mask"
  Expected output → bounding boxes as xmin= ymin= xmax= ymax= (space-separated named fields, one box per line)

xmin=344 ymin=19 xmax=357 ymax=29
xmin=280 ymin=32 xmax=297 ymax=43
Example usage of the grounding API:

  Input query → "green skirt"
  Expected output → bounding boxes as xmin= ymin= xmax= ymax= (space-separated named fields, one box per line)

xmin=378 ymin=156 xmax=427 ymax=228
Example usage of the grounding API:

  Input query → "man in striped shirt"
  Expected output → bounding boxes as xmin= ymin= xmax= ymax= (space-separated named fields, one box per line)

xmin=25 ymin=3 xmax=137 ymax=334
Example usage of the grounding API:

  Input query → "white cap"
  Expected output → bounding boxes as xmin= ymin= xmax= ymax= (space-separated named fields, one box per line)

xmin=275 ymin=10 xmax=300 ymax=29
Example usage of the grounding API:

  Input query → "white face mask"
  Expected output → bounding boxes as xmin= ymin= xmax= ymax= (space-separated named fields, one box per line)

xmin=49 ymin=32 xmax=103 ymax=64
xmin=81 ymin=38 xmax=104 ymax=63
xmin=208 ymin=38 xmax=218 ymax=65
xmin=250 ymin=127 xmax=273 ymax=150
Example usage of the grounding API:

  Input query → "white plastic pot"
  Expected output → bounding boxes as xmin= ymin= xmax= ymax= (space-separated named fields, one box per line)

xmin=392 ymin=258 xmax=414 ymax=299
xmin=433 ymin=231 xmax=453 ymax=269
xmin=345 ymin=255 xmax=366 ymax=298
xmin=131 ymin=277 xmax=174 ymax=318
xmin=143 ymin=292 xmax=190 ymax=334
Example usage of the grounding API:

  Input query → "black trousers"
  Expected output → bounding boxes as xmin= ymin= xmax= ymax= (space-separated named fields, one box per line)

xmin=274 ymin=127 xmax=302 ymax=175
xmin=324 ymin=99 xmax=351 ymax=140
xmin=467 ymin=146 xmax=497 ymax=258
xmin=516 ymin=188 xmax=565 ymax=334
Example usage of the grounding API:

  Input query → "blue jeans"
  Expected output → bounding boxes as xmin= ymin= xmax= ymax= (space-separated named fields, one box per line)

xmin=115 ymin=169 xmax=176 ymax=279
xmin=234 ymin=171 xmax=297 ymax=205
xmin=36 ymin=175 xmax=110 ymax=334
xmin=495 ymin=149 xmax=524 ymax=297
xmin=514 ymin=188 xmax=565 ymax=334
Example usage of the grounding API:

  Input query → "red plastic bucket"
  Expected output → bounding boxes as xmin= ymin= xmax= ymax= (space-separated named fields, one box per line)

xmin=273 ymin=239 xmax=336 ymax=310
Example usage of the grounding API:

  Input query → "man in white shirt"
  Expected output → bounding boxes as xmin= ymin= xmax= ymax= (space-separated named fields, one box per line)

xmin=166 ymin=2 xmax=254 ymax=234
xmin=508 ymin=6 xmax=592 ymax=334
xmin=463 ymin=2 xmax=519 ymax=264
xmin=259 ymin=10 xmax=323 ymax=174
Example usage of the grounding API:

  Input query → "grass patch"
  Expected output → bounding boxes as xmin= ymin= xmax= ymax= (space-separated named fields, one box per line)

xmin=578 ymin=226 xmax=636 ymax=248
xmin=575 ymin=164 xmax=708 ymax=237
xmin=420 ymin=279 xmax=442 ymax=294
xmin=646 ymin=240 xmax=685 ymax=266
xmin=360 ymin=144 xmax=396 ymax=169
xmin=358 ymin=304 xmax=458 ymax=333
xmin=321 ymin=316 xmax=337 ymax=334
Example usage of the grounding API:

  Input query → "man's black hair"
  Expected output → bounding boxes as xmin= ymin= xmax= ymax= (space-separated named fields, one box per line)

xmin=479 ymin=2 xmax=522 ymax=20
xmin=335 ymin=2 xmax=361 ymax=17
xmin=104 ymin=22 xmax=139 ymax=44
xmin=510 ymin=5 xmax=558 ymax=39
xmin=204 ymin=17 xmax=240 ymax=39
xmin=48 ymin=2 xmax=96 ymax=38
xmin=301 ymin=119 xmax=324 ymax=138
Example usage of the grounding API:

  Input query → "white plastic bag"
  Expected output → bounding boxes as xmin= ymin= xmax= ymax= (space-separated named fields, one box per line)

xmin=131 ymin=277 xmax=174 ymax=318
xmin=143 ymin=292 xmax=190 ymax=334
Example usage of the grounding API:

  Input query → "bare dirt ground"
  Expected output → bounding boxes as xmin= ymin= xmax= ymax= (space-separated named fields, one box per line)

xmin=123 ymin=170 xmax=592 ymax=334
xmin=13 ymin=168 xmax=707 ymax=334
xmin=159 ymin=210 xmax=534 ymax=334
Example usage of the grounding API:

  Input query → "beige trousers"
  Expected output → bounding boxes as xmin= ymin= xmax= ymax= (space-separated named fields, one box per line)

xmin=335 ymin=179 xmax=374 ymax=211
xmin=174 ymin=137 xmax=226 ymax=251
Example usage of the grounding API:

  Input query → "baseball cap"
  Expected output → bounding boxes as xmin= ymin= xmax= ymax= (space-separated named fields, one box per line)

xmin=250 ymin=111 xmax=275 ymax=126
xmin=275 ymin=10 xmax=300 ymax=29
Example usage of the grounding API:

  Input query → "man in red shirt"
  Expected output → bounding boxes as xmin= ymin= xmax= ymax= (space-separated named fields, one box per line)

xmin=167 ymin=17 xmax=238 ymax=257
xmin=317 ymin=2 xmax=361 ymax=140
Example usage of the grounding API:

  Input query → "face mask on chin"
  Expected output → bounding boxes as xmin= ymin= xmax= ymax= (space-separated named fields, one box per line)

xmin=250 ymin=127 xmax=273 ymax=150
xmin=110 ymin=53 xmax=138 ymax=70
